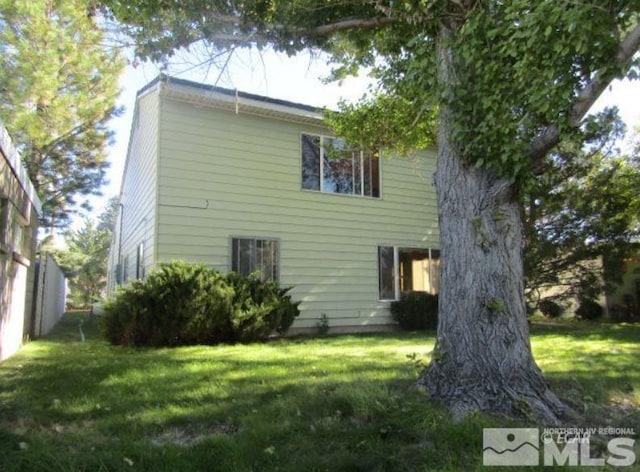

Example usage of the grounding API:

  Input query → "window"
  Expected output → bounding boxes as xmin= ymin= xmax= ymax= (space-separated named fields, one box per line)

xmin=136 ymin=242 xmax=145 ymax=279
xmin=122 ymin=255 xmax=129 ymax=283
xmin=301 ymin=133 xmax=380 ymax=197
xmin=378 ymin=246 xmax=440 ymax=301
xmin=231 ymin=237 xmax=279 ymax=281
xmin=115 ymin=263 xmax=122 ymax=284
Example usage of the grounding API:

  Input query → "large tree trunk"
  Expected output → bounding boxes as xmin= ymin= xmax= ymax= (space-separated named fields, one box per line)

xmin=418 ymin=27 xmax=568 ymax=424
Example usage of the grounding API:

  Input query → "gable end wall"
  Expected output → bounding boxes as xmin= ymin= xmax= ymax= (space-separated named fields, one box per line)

xmin=155 ymin=94 xmax=439 ymax=329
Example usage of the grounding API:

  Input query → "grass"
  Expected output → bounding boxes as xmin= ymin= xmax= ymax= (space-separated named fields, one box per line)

xmin=0 ymin=314 xmax=638 ymax=471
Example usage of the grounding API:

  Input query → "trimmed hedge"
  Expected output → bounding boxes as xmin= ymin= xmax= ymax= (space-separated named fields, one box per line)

xmin=538 ymin=299 xmax=565 ymax=318
xmin=575 ymin=298 xmax=604 ymax=320
xmin=391 ymin=292 xmax=438 ymax=330
xmin=101 ymin=261 xmax=300 ymax=347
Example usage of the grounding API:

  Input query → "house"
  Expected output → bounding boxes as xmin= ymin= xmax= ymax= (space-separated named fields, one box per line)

xmin=107 ymin=75 xmax=440 ymax=332
xmin=605 ymin=252 xmax=640 ymax=319
xmin=0 ymin=120 xmax=41 ymax=360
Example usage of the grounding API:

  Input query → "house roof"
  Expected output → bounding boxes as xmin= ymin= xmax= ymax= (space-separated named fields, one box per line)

xmin=140 ymin=74 xmax=326 ymax=125
xmin=0 ymin=120 xmax=42 ymax=215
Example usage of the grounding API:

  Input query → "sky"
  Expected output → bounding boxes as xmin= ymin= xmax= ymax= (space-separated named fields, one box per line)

xmin=84 ymin=47 xmax=640 ymax=222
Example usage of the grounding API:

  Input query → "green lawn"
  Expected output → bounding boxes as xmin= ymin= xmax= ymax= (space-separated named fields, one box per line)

xmin=0 ymin=313 xmax=638 ymax=471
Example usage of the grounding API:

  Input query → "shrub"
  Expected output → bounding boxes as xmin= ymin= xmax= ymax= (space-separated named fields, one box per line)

xmin=391 ymin=292 xmax=438 ymax=330
xmin=100 ymin=261 xmax=300 ymax=347
xmin=225 ymin=272 xmax=300 ymax=343
xmin=538 ymin=299 xmax=565 ymax=318
xmin=575 ymin=298 xmax=604 ymax=320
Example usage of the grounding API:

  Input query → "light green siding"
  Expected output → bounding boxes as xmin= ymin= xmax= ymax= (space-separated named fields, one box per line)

xmin=155 ymin=92 xmax=439 ymax=329
xmin=108 ymin=90 xmax=158 ymax=290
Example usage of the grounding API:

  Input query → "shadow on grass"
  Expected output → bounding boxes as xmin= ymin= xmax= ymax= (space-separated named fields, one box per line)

xmin=0 ymin=313 xmax=638 ymax=471
xmin=530 ymin=324 xmax=640 ymax=429
xmin=530 ymin=318 xmax=640 ymax=341
xmin=2 ymin=313 xmax=458 ymax=471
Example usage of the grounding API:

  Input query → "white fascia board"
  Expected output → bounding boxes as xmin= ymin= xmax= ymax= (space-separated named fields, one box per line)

xmin=161 ymin=79 xmax=326 ymax=125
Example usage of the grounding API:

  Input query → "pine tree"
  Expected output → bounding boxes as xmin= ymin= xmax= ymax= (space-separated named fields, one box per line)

xmin=59 ymin=218 xmax=111 ymax=307
xmin=0 ymin=0 xmax=125 ymax=228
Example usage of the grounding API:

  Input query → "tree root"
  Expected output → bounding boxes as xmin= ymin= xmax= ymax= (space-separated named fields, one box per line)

xmin=418 ymin=362 xmax=575 ymax=425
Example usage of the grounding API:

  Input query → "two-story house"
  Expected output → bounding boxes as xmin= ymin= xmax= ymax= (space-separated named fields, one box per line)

xmin=107 ymin=75 xmax=440 ymax=332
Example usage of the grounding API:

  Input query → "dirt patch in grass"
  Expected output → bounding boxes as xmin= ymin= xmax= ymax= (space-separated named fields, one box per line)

xmin=149 ymin=422 xmax=240 ymax=447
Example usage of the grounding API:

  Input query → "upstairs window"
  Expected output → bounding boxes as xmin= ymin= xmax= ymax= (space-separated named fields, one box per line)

xmin=301 ymin=133 xmax=380 ymax=197
xmin=379 ymin=246 xmax=440 ymax=301
xmin=231 ymin=237 xmax=279 ymax=282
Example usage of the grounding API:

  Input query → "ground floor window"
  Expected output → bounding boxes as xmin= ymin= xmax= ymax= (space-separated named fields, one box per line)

xmin=122 ymin=255 xmax=129 ymax=283
xmin=378 ymin=246 xmax=440 ymax=301
xmin=136 ymin=242 xmax=145 ymax=279
xmin=231 ymin=237 xmax=279 ymax=282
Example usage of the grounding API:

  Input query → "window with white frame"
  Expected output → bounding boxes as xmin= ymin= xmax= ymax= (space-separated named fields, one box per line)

xmin=378 ymin=246 xmax=440 ymax=301
xmin=231 ymin=237 xmax=279 ymax=282
xmin=301 ymin=133 xmax=380 ymax=197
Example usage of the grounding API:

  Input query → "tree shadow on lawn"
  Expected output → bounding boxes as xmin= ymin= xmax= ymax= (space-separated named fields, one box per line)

xmin=0 ymin=319 xmax=462 ymax=471
xmin=1 ymin=313 xmax=638 ymax=471
xmin=540 ymin=348 xmax=640 ymax=431
xmin=530 ymin=319 xmax=640 ymax=342
xmin=529 ymin=321 xmax=640 ymax=433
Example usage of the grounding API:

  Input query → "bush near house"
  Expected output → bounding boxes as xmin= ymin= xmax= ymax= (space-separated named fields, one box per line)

xmin=575 ymin=298 xmax=604 ymax=320
xmin=100 ymin=261 xmax=299 ymax=346
xmin=391 ymin=292 xmax=438 ymax=330
xmin=538 ymin=299 xmax=565 ymax=318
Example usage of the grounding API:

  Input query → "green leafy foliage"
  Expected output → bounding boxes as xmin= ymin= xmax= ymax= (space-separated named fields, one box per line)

xmin=524 ymin=110 xmax=640 ymax=305
xmin=100 ymin=0 xmax=384 ymax=60
xmin=447 ymin=2 xmax=635 ymax=182
xmin=325 ymin=94 xmax=436 ymax=158
xmin=390 ymin=292 xmax=438 ymax=331
xmin=59 ymin=219 xmax=112 ymax=308
xmin=101 ymin=261 xmax=300 ymax=346
xmin=0 ymin=0 xmax=125 ymax=227
xmin=316 ymin=313 xmax=330 ymax=335
xmin=575 ymin=298 xmax=604 ymax=320
xmin=42 ymin=200 xmax=118 ymax=308
xmin=538 ymin=299 xmax=565 ymax=319
xmin=225 ymin=271 xmax=300 ymax=342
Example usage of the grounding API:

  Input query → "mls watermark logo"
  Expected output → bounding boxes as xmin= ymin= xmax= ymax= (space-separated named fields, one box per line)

xmin=483 ymin=428 xmax=539 ymax=466
xmin=483 ymin=427 xmax=637 ymax=467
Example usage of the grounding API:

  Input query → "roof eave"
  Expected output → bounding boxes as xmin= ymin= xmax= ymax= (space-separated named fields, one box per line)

xmin=156 ymin=75 xmax=327 ymax=125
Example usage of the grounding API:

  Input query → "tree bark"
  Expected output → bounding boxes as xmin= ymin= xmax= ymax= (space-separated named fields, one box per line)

xmin=418 ymin=26 xmax=568 ymax=424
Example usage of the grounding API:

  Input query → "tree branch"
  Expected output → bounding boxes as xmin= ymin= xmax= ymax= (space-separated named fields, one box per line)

xmin=528 ymin=22 xmax=640 ymax=167
xmin=303 ymin=16 xmax=397 ymax=36
xmin=570 ymin=23 xmax=640 ymax=125
xmin=196 ymin=15 xmax=397 ymax=49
